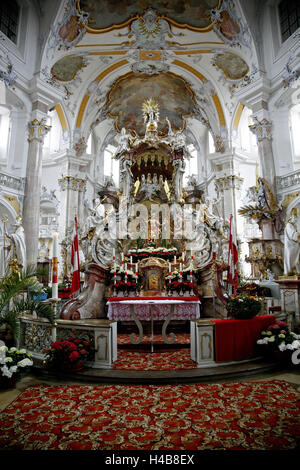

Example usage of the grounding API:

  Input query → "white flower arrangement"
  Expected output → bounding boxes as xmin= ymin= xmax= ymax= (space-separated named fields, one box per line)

xmin=257 ymin=320 xmax=300 ymax=357
xmin=0 ymin=345 xmax=33 ymax=380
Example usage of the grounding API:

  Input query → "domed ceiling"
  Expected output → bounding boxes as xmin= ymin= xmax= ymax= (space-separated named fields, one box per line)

xmin=41 ymin=0 xmax=257 ymax=144
xmin=77 ymin=0 xmax=221 ymax=32
xmin=104 ymin=71 xmax=197 ymax=136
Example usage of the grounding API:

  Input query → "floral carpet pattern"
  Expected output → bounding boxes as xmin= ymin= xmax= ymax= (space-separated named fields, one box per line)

xmin=115 ymin=333 xmax=194 ymax=370
xmin=113 ymin=349 xmax=197 ymax=370
xmin=117 ymin=333 xmax=190 ymax=345
xmin=0 ymin=381 xmax=299 ymax=450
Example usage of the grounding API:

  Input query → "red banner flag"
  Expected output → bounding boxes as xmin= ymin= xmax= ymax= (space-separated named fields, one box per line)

xmin=71 ymin=217 xmax=80 ymax=296
xmin=228 ymin=214 xmax=238 ymax=294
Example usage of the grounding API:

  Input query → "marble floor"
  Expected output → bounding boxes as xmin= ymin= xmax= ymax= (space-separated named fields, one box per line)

xmin=1 ymin=368 xmax=299 ymax=413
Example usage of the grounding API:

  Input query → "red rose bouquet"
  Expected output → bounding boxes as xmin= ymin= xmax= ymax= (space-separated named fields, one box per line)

xmin=44 ymin=336 xmax=95 ymax=372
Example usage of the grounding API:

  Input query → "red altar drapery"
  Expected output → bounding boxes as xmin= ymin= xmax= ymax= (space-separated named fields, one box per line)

xmin=211 ymin=315 xmax=276 ymax=362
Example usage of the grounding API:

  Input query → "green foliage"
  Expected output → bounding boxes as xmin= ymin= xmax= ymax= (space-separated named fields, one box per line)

xmin=0 ymin=269 xmax=55 ymax=343
xmin=226 ymin=294 xmax=262 ymax=319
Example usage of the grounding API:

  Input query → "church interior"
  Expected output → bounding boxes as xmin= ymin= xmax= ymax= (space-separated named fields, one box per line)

xmin=0 ymin=0 xmax=300 ymax=452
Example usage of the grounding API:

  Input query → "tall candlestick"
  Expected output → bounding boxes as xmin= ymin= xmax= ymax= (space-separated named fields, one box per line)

xmin=174 ymin=255 xmax=177 ymax=269
xmin=52 ymin=232 xmax=58 ymax=299
xmin=113 ymin=248 xmax=115 ymax=260
xmin=130 ymin=256 xmax=133 ymax=269
xmin=180 ymin=262 xmax=182 ymax=275
xmin=169 ymin=262 xmax=171 ymax=274
xmin=121 ymin=252 xmax=124 ymax=263
xmin=182 ymin=252 xmax=185 ymax=264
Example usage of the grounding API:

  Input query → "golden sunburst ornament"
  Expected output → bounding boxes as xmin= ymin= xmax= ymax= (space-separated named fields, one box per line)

xmin=142 ymin=98 xmax=159 ymax=123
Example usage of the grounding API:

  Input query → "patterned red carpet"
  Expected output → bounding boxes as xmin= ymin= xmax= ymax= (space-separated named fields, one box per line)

xmin=113 ymin=349 xmax=197 ymax=370
xmin=115 ymin=333 xmax=195 ymax=370
xmin=0 ymin=381 xmax=299 ymax=450
xmin=117 ymin=333 xmax=190 ymax=345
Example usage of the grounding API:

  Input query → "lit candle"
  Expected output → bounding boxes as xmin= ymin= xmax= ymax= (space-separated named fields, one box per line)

xmin=182 ymin=252 xmax=185 ymax=265
xmin=169 ymin=262 xmax=171 ymax=275
xmin=174 ymin=255 xmax=177 ymax=269
xmin=121 ymin=252 xmax=124 ymax=264
xmin=130 ymin=256 xmax=133 ymax=269
xmin=180 ymin=262 xmax=182 ymax=276
xmin=113 ymin=248 xmax=115 ymax=260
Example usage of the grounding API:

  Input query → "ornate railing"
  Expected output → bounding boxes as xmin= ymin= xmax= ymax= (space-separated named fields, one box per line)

xmin=0 ymin=172 xmax=25 ymax=192
xmin=276 ymin=170 xmax=300 ymax=190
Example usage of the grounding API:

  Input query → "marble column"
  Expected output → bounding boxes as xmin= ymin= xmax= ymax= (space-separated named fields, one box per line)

xmin=249 ymin=117 xmax=276 ymax=192
xmin=23 ymin=118 xmax=51 ymax=268
xmin=58 ymin=175 xmax=87 ymax=279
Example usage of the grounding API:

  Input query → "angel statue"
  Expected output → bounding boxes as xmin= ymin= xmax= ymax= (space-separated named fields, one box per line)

xmin=115 ymin=127 xmax=131 ymax=156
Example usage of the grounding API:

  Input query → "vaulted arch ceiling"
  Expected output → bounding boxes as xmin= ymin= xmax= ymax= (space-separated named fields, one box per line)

xmin=40 ymin=0 xmax=259 ymax=142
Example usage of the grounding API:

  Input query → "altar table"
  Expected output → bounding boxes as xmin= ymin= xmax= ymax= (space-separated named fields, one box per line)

xmin=107 ymin=297 xmax=200 ymax=352
xmin=211 ymin=314 xmax=276 ymax=362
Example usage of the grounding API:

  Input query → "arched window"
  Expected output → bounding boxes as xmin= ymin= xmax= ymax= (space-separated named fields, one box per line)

xmin=0 ymin=105 xmax=10 ymax=162
xmin=290 ymin=104 xmax=300 ymax=167
xmin=43 ymin=109 xmax=61 ymax=156
xmin=103 ymin=144 xmax=119 ymax=186
xmin=239 ymin=107 xmax=258 ymax=155
xmin=86 ymin=133 xmax=92 ymax=154
xmin=184 ymin=143 xmax=198 ymax=185
xmin=208 ymin=131 xmax=215 ymax=153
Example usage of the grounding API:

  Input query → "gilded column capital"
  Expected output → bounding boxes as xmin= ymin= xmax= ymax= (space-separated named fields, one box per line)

xmin=249 ymin=117 xmax=272 ymax=142
xmin=58 ymin=175 xmax=87 ymax=192
xmin=27 ymin=118 xmax=51 ymax=143
xmin=214 ymin=174 xmax=243 ymax=192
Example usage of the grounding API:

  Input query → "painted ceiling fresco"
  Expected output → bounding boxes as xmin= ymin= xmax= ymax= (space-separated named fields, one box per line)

xmin=78 ymin=0 xmax=221 ymax=32
xmin=214 ymin=53 xmax=249 ymax=80
xmin=104 ymin=72 xmax=197 ymax=136
xmin=51 ymin=55 xmax=86 ymax=82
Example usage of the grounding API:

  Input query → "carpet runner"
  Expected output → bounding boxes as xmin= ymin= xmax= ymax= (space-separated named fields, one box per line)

xmin=117 ymin=333 xmax=190 ymax=345
xmin=115 ymin=333 xmax=195 ymax=370
xmin=0 ymin=381 xmax=299 ymax=450
xmin=113 ymin=349 xmax=197 ymax=370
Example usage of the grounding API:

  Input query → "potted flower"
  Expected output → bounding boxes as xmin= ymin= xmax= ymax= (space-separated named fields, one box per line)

xmin=0 ymin=345 xmax=33 ymax=389
xmin=44 ymin=336 xmax=95 ymax=373
xmin=256 ymin=320 xmax=300 ymax=363
xmin=226 ymin=294 xmax=262 ymax=319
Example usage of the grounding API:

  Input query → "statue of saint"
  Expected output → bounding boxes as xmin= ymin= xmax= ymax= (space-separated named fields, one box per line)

xmin=116 ymin=128 xmax=131 ymax=155
xmin=6 ymin=217 xmax=26 ymax=271
xmin=284 ymin=207 xmax=300 ymax=275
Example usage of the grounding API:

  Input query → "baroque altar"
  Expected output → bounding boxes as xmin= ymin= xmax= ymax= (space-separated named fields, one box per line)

xmin=60 ymin=99 xmax=229 ymax=321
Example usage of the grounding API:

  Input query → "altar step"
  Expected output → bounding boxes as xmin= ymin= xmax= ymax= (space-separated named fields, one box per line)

xmin=33 ymin=357 xmax=285 ymax=385
xmin=117 ymin=320 xmax=190 ymax=335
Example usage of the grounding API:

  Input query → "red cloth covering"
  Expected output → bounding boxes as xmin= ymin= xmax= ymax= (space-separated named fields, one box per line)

xmin=108 ymin=296 xmax=200 ymax=302
xmin=211 ymin=315 xmax=275 ymax=362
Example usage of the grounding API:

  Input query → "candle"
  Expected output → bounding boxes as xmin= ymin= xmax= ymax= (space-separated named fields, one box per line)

xmin=52 ymin=232 xmax=58 ymax=257
xmin=180 ymin=262 xmax=182 ymax=275
xmin=121 ymin=252 xmax=124 ymax=263
xmin=113 ymin=248 xmax=115 ymax=260
xmin=191 ymin=249 xmax=194 ymax=261
xmin=52 ymin=232 xmax=58 ymax=299
xmin=135 ymin=262 xmax=138 ymax=277
xmin=182 ymin=252 xmax=185 ymax=265
xmin=174 ymin=255 xmax=177 ymax=269
xmin=169 ymin=262 xmax=171 ymax=274
xmin=130 ymin=256 xmax=133 ymax=269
